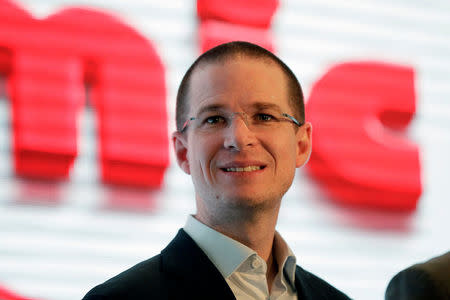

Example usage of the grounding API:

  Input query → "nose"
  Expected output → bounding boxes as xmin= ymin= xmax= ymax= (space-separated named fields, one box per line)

xmin=223 ymin=113 xmax=257 ymax=151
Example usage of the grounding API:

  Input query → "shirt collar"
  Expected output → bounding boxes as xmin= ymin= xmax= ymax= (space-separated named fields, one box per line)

xmin=183 ymin=215 xmax=297 ymax=288
xmin=273 ymin=230 xmax=297 ymax=288
xmin=184 ymin=215 xmax=254 ymax=278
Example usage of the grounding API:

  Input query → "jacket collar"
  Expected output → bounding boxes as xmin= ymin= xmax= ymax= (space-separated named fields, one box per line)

xmin=161 ymin=229 xmax=236 ymax=300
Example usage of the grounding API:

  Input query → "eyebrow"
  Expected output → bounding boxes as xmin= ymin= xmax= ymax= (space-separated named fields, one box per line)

xmin=251 ymin=102 xmax=283 ymax=112
xmin=195 ymin=104 xmax=226 ymax=116
xmin=194 ymin=101 xmax=283 ymax=116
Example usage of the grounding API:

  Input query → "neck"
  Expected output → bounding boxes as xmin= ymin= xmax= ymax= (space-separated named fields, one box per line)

xmin=195 ymin=200 xmax=281 ymax=262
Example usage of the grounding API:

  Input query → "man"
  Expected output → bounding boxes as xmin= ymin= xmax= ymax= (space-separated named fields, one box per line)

xmin=385 ymin=251 xmax=450 ymax=300
xmin=83 ymin=41 xmax=350 ymax=300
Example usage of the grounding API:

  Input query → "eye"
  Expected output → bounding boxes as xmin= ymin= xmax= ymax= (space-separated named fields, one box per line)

xmin=204 ymin=115 xmax=226 ymax=125
xmin=255 ymin=113 xmax=276 ymax=122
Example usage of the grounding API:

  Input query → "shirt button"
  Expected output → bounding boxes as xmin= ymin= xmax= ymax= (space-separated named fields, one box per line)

xmin=251 ymin=257 xmax=261 ymax=269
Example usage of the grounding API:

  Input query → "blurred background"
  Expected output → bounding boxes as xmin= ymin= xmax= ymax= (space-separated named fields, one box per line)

xmin=0 ymin=0 xmax=449 ymax=299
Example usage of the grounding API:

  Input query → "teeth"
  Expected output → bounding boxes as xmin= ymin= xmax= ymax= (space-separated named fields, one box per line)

xmin=225 ymin=166 xmax=261 ymax=172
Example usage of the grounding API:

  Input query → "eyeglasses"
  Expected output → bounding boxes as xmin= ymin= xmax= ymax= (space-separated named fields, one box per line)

xmin=180 ymin=111 xmax=303 ymax=133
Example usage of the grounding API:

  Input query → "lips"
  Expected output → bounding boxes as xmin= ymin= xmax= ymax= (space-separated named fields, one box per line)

xmin=224 ymin=166 xmax=263 ymax=172
xmin=219 ymin=162 xmax=267 ymax=172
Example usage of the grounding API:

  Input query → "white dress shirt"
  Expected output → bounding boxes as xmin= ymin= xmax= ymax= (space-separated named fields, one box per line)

xmin=184 ymin=215 xmax=298 ymax=300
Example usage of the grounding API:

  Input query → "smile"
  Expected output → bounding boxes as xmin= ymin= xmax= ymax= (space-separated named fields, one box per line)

xmin=222 ymin=166 xmax=264 ymax=172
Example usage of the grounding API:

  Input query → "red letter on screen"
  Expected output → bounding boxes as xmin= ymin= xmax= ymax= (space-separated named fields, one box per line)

xmin=0 ymin=0 xmax=169 ymax=188
xmin=306 ymin=62 xmax=422 ymax=210
xmin=197 ymin=0 xmax=278 ymax=52
xmin=0 ymin=285 xmax=36 ymax=300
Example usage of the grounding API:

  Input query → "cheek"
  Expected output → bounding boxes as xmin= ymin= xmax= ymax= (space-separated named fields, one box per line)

xmin=267 ymin=131 xmax=294 ymax=151
xmin=273 ymin=138 xmax=298 ymax=167
xmin=188 ymin=138 xmax=221 ymax=175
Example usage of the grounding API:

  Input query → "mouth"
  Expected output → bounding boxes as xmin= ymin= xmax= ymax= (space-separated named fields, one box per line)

xmin=221 ymin=166 xmax=266 ymax=172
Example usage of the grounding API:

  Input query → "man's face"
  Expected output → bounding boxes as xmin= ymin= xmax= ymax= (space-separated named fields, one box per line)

xmin=173 ymin=57 xmax=311 ymax=215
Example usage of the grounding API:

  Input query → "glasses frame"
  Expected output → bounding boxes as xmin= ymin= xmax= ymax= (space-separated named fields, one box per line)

xmin=180 ymin=112 xmax=303 ymax=133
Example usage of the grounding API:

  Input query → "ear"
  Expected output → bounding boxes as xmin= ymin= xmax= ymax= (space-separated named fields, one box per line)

xmin=295 ymin=122 xmax=312 ymax=168
xmin=172 ymin=131 xmax=191 ymax=175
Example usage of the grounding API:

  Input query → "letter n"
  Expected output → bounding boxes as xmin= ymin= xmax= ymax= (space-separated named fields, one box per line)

xmin=0 ymin=0 xmax=169 ymax=187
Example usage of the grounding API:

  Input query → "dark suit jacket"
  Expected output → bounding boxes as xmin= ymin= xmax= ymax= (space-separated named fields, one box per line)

xmin=385 ymin=251 xmax=450 ymax=300
xmin=83 ymin=229 xmax=351 ymax=299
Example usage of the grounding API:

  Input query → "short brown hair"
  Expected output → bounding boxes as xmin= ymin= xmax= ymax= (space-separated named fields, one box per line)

xmin=176 ymin=41 xmax=304 ymax=132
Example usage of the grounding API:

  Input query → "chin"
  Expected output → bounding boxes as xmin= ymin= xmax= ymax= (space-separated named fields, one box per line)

xmin=221 ymin=192 xmax=278 ymax=210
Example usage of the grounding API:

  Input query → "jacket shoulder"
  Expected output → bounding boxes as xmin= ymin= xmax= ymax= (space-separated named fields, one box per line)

xmin=295 ymin=265 xmax=351 ymax=300
xmin=82 ymin=254 xmax=169 ymax=299
xmin=385 ymin=251 xmax=450 ymax=300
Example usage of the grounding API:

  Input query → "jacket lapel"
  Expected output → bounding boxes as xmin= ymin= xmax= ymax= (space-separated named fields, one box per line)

xmin=294 ymin=265 xmax=350 ymax=300
xmin=295 ymin=265 xmax=321 ymax=300
xmin=161 ymin=229 xmax=236 ymax=300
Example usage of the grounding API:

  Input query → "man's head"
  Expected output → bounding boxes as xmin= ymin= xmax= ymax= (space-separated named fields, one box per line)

xmin=176 ymin=41 xmax=305 ymax=133
xmin=173 ymin=41 xmax=311 ymax=222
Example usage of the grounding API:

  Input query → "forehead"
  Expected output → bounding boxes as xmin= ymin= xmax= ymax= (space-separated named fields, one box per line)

xmin=187 ymin=56 xmax=290 ymax=114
